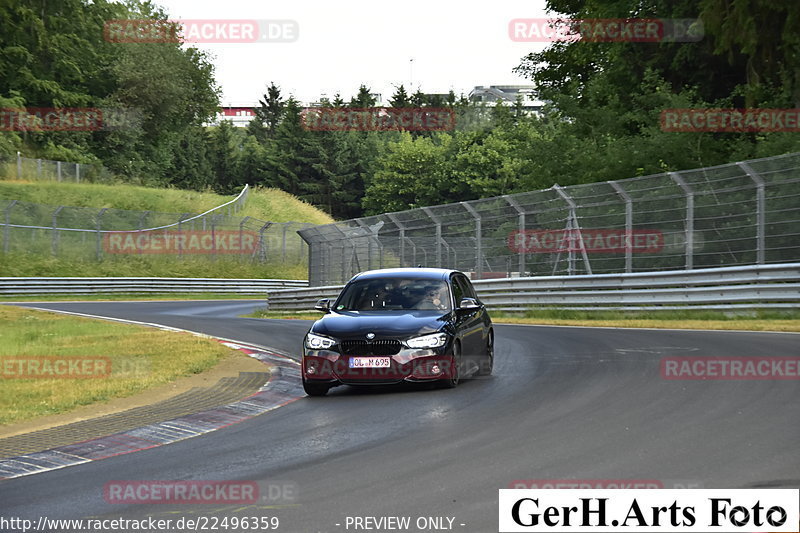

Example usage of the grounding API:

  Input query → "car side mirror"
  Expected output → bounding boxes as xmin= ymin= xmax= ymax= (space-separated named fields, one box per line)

xmin=459 ymin=297 xmax=480 ymax=310
xmin=314 ymin=298 xmax=331 ymax=313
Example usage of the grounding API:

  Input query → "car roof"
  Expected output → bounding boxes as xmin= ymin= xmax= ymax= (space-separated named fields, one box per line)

xmin=350 ymin=267 xmax=458 ymax=283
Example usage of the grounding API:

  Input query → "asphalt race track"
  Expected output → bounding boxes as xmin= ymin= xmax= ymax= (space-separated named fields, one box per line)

xmin=1 ymin=300 xmax=798 ymax=532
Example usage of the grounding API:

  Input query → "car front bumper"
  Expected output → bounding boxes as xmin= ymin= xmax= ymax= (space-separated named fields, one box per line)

xmin=302 ymin=347 xmax=456 ymax=385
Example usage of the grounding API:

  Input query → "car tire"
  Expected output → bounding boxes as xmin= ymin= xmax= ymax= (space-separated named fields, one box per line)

xmin=303 ymin=380 xmax=330 ymax=397
xmin=440 ymin=341 xmax=461 ymax=389
xmin=478 ymin=331 xmax=494 ymax=376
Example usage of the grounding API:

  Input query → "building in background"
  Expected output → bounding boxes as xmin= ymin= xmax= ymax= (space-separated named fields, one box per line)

xmin=207 ymin=87 xmax=542 ymax=127
xmin=469 ymin=85 xmax=544 ymax=114
xmin=208 ymin=105 xmax=256 ymax=127
xmin=307 ymin=92 xmax=384 ymax=108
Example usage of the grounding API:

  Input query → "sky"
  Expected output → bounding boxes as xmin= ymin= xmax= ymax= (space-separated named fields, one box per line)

xmin=150 ymin=0 xmax=552 ymax=105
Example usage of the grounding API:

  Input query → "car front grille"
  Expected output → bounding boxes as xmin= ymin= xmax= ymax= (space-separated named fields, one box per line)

xmin=340 ymin=339 xmax=402 ymax=356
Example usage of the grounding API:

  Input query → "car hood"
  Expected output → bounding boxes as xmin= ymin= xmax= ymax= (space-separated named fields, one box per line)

xmin=311 ymin=310 xmax=449 ymax=339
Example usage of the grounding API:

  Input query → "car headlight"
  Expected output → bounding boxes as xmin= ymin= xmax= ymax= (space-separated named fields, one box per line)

xmin=403 ymin=332 xmax=448 ymax=349
xmin=306 ymin=332 xmax=336 ymax=350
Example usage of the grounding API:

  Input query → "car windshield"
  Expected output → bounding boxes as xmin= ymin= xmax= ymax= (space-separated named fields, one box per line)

xmin=334 ymin=278 xmax=451 ymax=312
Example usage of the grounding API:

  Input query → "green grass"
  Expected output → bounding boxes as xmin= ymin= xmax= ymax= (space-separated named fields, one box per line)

xmin=0 ymin=305 xmax=236 ymax=424
xmin=238 ymin=187 xmax=334 ymax=225
xmin=0 ymin=181 xmax=334 ymax=225
xmin=0 ymin=293 xmax=266 ymax=302
xmin=491 ymin=308 xmax=800 ymax=332
xmin=0 ymin=253 xmax=308 ymax=279
xmin=245 ymin=308 xmax=322 ymax=320
xmin=0 ymin=181 xmax=329 ymax=278
xmin=499 ymin=308 xmax=800 ymax=321
xmin=243 ymin=307 xmax=800 ymax=332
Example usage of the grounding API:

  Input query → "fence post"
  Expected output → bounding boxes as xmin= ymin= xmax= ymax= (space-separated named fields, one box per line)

xmin=422 ymin=207 xmax=442 ymax=267
xmin=357 ymin=221 xmax=373 ymax=271
xmin=296 ymin=225 xmax=305 ymax=263
xmin=210 ymin=214 xmax=222 ymax=260
xmin=57 ymin=161 xmax=62 ymax=182
xmin=387 ymin=213 xmax=406 ymax=267
xmin=736 ymin=161 xmax=766 ymax=264
xmin=37 ymin=158 xmax=41 ymax=179
xmin=3 ymin=200 xmax=17 ymax=254
xmin=177 ymin=213 xmax=190 ymax=258
xmin=76 ymin=163 xmax=80 ymax=183
xmin=609 ymin=181 xmax=633 ymax=273
xmin=553 ymin=185 xmax=592 ymax=275
xmin=232 ymin=184 xmax=248 ymax=215
xmin=137 ymin=211 xmax=150 ymax=255
xmin=333 ymin=226 xmax=351 ymax=282
xmin=239 ymin=216 xmax=251 ymax=262
xmin=504 ymin=195 xmax=526 ymax=276
xmin=16 ymin=152 xmax=21 ymax=179
xmin=282 ymin=223 xmax=288 ymax=262
xmin=95 ymin=208 xmax=107 ymax=260
xmin=669 ymin=172 xmax=694 ymax=270
xmin=258 ymin=222 xmax=272 ymax=263
xmin=51 ymin=206 xmax=64 ymax=256
xmin=461 ymin=202 xmax=482 ymax=278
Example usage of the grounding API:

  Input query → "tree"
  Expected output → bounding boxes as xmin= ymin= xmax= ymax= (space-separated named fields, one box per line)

xmin=699 ymin=0 xmax=800 ymax=106
xmin=363 ymin=133 xmax=454 ymax=214
xmin=168 ymin=126 xmax=213 ymax=190
xmin=254 ymin=82 xmax=285 ymax=139
xmin=0 ymin=0 xmax=221 ymax=187
xmin=349 ymin=85 xmax=376 ymax=108
xmin=208 ymin=120 xmax=240 ymax=193
xmin=389 ymin=84 xmax=412 ymax=108
xmin=264 ymin=97 xmax=318 ymax=198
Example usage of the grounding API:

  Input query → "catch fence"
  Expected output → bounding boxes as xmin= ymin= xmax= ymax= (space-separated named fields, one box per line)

xmin=0 ymin=185 xmax=313 ymax=265
xmin=299 ymin=152 xmax=800 ymax=285
xmin=0 ymin=152 xmax=113 ymax=183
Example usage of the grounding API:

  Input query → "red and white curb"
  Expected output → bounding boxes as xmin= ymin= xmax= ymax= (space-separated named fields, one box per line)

xmin=0 ymin=309 xmax=304 ymax=481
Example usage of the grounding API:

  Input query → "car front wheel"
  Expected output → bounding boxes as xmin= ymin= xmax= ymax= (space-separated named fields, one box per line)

xmin=478 ymin=332 xmax=494 ymax=376
xmin=440 ymin=341 xmax=461 ymax=389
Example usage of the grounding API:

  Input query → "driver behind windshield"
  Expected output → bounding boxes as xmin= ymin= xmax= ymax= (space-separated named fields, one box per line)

xmin=414 ymin=284 xmax=448 ymax=310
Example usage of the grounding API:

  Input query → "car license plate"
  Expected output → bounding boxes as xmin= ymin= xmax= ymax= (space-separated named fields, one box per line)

xmin=349 ymin=357 xmax=391 ymax=368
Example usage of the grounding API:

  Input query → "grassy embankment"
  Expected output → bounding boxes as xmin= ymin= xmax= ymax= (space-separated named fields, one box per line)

xmin=0 ymin=305 xmax=239 ymax=425
xmin=0 ymin=181 xmax=333 ymax=279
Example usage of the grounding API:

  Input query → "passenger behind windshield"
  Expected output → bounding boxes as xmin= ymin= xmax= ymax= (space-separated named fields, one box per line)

xmin=334 ymin=279 xmax=451 ymax=312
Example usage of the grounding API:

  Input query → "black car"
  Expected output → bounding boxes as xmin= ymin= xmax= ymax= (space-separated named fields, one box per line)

xmin=301 ymin=268 xmax=493 ymax=396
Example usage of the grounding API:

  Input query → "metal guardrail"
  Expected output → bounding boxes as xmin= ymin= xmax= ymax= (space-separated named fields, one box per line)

xmin=266 ymin=264 xmax=800 ymax=311
xmin=0 ymin=277 xmax=308 ymax=295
